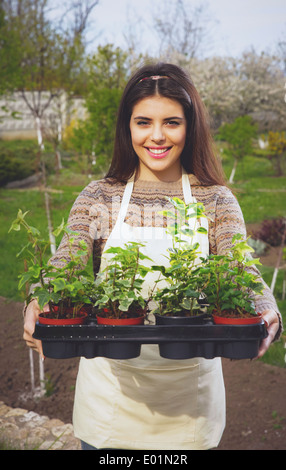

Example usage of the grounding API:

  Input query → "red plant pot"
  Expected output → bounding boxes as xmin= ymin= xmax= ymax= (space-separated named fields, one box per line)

xmin=38 ymin=310 xmax=88 ymax=326
xmin=212 ymin=312 xmax=263 ymax=325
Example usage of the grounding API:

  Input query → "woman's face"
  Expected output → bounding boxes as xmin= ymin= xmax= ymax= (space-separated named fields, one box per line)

xmin=129 ymin=95 xmax=187 ymax=181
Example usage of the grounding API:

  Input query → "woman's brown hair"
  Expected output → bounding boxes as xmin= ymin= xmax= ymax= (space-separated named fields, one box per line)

xmin=106 ymin=62 xmax=226 ymax=186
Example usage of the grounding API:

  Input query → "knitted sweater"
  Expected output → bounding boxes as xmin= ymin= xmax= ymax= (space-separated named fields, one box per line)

xmin=50 ymin=174 xmax=281 ymax=335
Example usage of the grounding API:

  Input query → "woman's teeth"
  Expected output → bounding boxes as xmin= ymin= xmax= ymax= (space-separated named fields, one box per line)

xmin=148 ymin=148 xmax=170 ymax=154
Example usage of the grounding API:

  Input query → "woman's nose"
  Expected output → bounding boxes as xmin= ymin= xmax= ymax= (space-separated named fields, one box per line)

xmin=151 ymin=125 xmax=165 ymax=143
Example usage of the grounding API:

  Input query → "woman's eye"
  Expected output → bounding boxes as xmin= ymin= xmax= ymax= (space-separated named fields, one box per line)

xmin=135 ymin=120 xmax=180 ymax=126
xmin=137 ymin=120 xmax=150 ymax=126
xmin=166 ymin=120 xmax=180 ymax=126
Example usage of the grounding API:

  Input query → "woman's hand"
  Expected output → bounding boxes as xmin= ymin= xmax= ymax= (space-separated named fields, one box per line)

xmin=23 ymin=299 xmax=47 ymax=360
xmin=257 ymin=309 xmax=280 ymax=358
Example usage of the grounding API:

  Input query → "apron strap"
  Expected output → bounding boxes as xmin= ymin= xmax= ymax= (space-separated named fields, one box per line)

xmin=182 ymin=168 xmax=194 ymax=204
xmin=115 ymin=175 xmax=135 ymax=227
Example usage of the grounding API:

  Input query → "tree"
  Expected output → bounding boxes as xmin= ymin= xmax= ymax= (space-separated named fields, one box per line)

xmin=0 ymin=5 xmax=18 ymax=95
xmin=153 ymin=0 xmax=215 ymax=61
xmin=234 ymin=50 xmax=285 ymax=130
xmin=267 ymin=131 xmax=286 ymax=176
xmin=0 ymin=0 xmax=99 ymax=148
xmin=277 ymin=30 xmax=286 ymax=73
xmin=183 ymin=55 xmax=241 ymax=128
xmin=1 ymin=0 xmax=99 ymax=245
xmin=217 ymin=116 xmax=257 ymax=183
xmin=178 ymin=50 xmax=286 ymax=131
xmin=0 ymin=5 xmax=22 ymax=121
xmin=70 ymin=44 xmax=129 ymax=175
xmin=0 ymin=1 xmax=99 ymax=392
xmin=1 ymin=0 xmax=99 ymax=260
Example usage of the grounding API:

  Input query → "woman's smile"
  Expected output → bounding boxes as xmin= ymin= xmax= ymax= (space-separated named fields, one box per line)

xmin=145 ymin=146 xmax=172 ymax=158
xmin=130 ymin=96 xmax=187 ymax=181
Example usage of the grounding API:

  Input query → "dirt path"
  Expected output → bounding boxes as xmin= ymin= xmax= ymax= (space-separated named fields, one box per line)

xmin=0 ymin=296 xmax=285 ymax=450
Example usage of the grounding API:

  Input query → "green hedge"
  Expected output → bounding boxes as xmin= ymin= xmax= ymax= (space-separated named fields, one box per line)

xmin=0 ymin=145 xmax=38 ymax=186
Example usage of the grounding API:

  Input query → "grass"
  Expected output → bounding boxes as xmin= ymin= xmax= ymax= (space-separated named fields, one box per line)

xmin=0 ymin=186 xmax=79 ymax=300
xmin=221 ymin=147 xmax=286 ymax=367
xmin=232 ymin=177 xmax=286 ymax=224
xmin=0 ymin=140 xmax=285 ymax=366
xmin=258 ymin=266 xmax=286 ymax=368
xmin=220 ymin=148 xmax=286 ymax=223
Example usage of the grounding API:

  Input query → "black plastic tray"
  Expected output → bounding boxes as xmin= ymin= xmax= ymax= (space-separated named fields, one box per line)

xmin=33 ymin=319 xmax=268 ymax=360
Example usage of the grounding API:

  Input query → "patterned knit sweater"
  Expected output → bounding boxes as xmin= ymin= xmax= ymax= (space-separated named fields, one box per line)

xmin=50 ymin=174 xmax=281 ymax=336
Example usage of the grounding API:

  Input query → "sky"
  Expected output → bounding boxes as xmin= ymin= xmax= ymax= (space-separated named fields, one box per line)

xmin=86 ymin=0 xmax=286 ymax=58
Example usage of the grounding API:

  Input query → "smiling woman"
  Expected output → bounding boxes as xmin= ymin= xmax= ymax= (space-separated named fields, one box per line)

xmin=106 ymin=63 xmax=226 ymax=186
xmin=23 ymin=61 xmax=282 ymax=452
xmin=129 ymin=96 xmax=187 ymax=181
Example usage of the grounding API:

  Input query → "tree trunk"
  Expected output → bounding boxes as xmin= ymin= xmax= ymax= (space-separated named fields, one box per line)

xmin=229 ymin=159 xmax=238 ymax=184
xmin=39 ymin=355 xmax=45 ymax=396
xmin=29 ymin=116 xmax=56 ymax=398
xmin=55 ymin=149 xmax=63 ymax=172
xmin=35 ymin=116 xmax=44 ymax=150
xmin=270 ymin=224 xmax=286 ymax=293
xmin=29 ymin=347 xmax=35 ymax=395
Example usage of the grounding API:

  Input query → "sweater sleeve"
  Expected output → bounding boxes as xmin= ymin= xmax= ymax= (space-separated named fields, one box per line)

xmin=48 ymin=180 xmax=106 ymax=269
xmin=214 ymin=187 xmax=283 ymax=340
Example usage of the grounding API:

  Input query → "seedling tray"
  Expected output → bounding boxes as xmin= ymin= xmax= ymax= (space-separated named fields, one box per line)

xmin=33 ymin=319 xmax=268 ymax=360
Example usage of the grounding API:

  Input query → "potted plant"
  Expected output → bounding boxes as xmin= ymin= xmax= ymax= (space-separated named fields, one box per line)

xmin=9 ymin=210 xmax=95 ymax=325
xmin=148 ymin=197 xmax=210 ymax=359
xmin=94 ymin=242 xmax=152 ymax=325
xmin=201 ymin=233 xmax=265 ymax=325
xmin=151 ymin=197 xmax=209 ymax=326
xmin=89 ymin=242 xmax=153 ymax=359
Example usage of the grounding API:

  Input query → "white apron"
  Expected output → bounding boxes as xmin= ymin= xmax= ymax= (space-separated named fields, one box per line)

xmin=73 ymin=170 xmax=226 ymax=450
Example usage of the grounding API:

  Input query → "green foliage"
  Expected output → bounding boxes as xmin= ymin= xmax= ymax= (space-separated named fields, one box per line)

xmin=0 ymin=144 xmax=38 ymax=186
xmin=152 ymin=197 xmax=209 ymax=316
xmin=95 ymin=242 xmax=152 ymax=318
xmin=9 ymin=210 xmax=95 ymax=317
xmin=217 ymin=116 xmax=258 ymax=161
xmin=70 ymin=45 xmax=129 ymax=173
xmin=201 ymin=234 xmax=264 ymax=316
xmin=0 ymin=5 xmax=21 ymax=94
xmin=268 ymin=131 xmax=286 ymax=155
xmin=0 ymin=0 xmax=87 ymax=96
xmin=267 ymin=131 xmax=286 ymax=176
xmin=152 ymin=199 xmax=265 ymax=319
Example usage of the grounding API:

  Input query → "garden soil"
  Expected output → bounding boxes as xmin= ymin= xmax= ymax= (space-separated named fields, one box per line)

xmin=0 ymin=235 xmax=285 ymax=451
